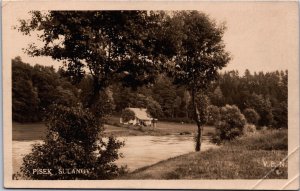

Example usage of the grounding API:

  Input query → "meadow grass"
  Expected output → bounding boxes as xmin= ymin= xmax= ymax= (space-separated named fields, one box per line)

xmin=13 ymin=120 xmax=215 ymax=140
xmin=106 ymin=116 xmax=215 ymax=136
xmin=13 ymin=123 xmax=47 ymax=141
xmin=123 ymin=129 xmax=288 ymax=179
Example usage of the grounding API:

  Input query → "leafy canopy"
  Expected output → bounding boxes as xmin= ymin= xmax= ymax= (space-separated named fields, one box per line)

xmin=18 ymin=11 xmax=170 ymax=88
xmin=20 ymin=105 xmax=124 ymax=180
xmin=168 ymin=11 xmax=231 ymax=91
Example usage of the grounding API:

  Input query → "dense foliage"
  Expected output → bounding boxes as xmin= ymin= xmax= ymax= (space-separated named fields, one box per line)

xmin=12 ymin=57 xmax=78 ymax=122
xmin=215 ymin=105 xmax=246 ymax=142
xmin=166 ymin=11 xmax=230 ymax=151
xmin=243 ymin=108 xmax=260 ymax=125
xmin=213 ymin=70 xmax=288 ymax=128
xmin=13 ymin=58 xmax=288 ymax=130
xmin=20 ymin=105 xmax=124 ymax=179
xmin=243 ymin=124 xmax=257 ymax=134
xmin=112 ymin=76 xmax=183 ymax=119
xmin=206 ymin=105 xmax=220 ymax=126
xmin=111 ymin=69 xmax=288 ymax=129
xmin=121 ymin=109 xmax=135 ymax=123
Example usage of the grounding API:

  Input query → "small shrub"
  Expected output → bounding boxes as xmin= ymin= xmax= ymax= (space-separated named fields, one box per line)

xmin=112 ymin=122 xmax=122 ymax=127
xmin=212 ymin=134 xmax=222 ymax=145
xmin=261 ymin=126 xmax=268 ymax=131
xmin=243 ymin=108 xmax=260 ymax=125
xmin=118 ymin=165 xmax=130 ymax=177
xmin=179 ymin=131 xmax=191 ymax=135
xmin=272 ymin=101 xmax=288 ymax=128
xmin=243 ymin=124 xmax=257 ymax=134
xmin=206 ymin=105 xmax=220 ymax=126
xmin=138 ymin=125 xmax=145 ymax=132
xmin=121 ymin=109 xmax=135 ymax=123
xmin=215 ymin=105 xmax=246 ymax=141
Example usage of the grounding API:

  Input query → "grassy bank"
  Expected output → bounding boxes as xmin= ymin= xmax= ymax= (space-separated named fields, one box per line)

xmin=105 ymin=116 xmax=215 ymax=137
xmin=13 ymin=123 xmax=47 ymax=141
xmin=13 ymin=120 xmax=215 ymax=140
xmin=104 ymin=122 xmax=215 ymax=137
xmin=123 ymin=129 xmax=288 ymax=179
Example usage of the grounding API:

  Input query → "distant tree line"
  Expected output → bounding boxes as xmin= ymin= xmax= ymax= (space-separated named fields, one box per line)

xmin=12 ymin=57 xmax=78 ymax=122
xmin=13 ymin=57 xmax=288 ymax=130
xmin=212 ymin=70 xmax=288 ymax=128
xmin=113 ymin=70 xmax=288 ymax=128
xmin=112 ymin=75 xmax=187 ymax=119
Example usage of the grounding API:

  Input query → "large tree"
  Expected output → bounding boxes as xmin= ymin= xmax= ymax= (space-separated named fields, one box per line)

xmin=18 ymin=11 xmax=169 ymax=109
xmin=17 ymin=11 xmax=172 ymax=179
xmin=168 ymin=11 xmax=231 ymax=151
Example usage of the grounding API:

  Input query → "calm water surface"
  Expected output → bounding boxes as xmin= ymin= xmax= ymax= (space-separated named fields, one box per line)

xmin=12 ymin=135 xmax=217 ymax=174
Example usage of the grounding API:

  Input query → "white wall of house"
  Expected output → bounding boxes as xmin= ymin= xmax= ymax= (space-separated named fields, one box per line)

xmin=144 ymin=120 xmax=152 ymax=126
xmin=128 ymin=118 xmax=137 ymax=125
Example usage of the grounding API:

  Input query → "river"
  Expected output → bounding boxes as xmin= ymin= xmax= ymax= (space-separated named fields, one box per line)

xmin=12 ymin=135 xmax=218 ymax=174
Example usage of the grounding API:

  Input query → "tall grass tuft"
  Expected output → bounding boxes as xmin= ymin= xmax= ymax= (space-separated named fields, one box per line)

xmin=228 ymin=129 xmax=287 ymax=151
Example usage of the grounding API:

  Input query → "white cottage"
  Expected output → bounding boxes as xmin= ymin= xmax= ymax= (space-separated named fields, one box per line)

xmin=120 ymin=108 xmax=153 ymax=126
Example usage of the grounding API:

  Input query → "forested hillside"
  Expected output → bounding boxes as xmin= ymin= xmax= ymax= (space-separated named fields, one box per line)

xmin=12 ymin=57 xmax=78 ymax=122
xmin=12 ymin=57 xmax=287 ymax=128
xmin=112 ymin=70 xmax=288 ymax=128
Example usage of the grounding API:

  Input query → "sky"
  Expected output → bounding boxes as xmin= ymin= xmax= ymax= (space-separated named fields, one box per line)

xmin=8 ymin=1 xmax=298 ymax=75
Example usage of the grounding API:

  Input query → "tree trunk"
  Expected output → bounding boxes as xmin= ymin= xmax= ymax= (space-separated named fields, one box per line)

xmin=195 ymin=120 xmax=202 ymax=151
xmin=192 ymin=89 xmax=203 ymax=152
xmin=87 ymin=77 xmax=101 ymax=112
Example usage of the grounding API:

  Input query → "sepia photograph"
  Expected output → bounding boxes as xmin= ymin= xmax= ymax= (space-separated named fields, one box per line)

xmin=2 ymin=1 xmax=299 ymax=189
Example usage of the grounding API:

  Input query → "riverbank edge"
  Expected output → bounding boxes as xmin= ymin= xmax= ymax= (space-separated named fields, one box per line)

xmin=121 ymin=129 xmax=288 ymax=179
xmin=12 ymin=122 xmax=216 ymax=140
